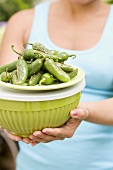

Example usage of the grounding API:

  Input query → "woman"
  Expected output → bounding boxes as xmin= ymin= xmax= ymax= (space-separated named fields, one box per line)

xmin=0 ymin=0 xmax=113 ymax=169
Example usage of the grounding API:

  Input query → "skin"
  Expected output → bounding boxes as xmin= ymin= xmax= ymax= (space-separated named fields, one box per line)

xmin=0 ymin=0 xmax=113 ymax=146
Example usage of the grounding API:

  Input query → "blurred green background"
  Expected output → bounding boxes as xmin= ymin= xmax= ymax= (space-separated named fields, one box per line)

xmin=0 ymin=0 xmax=48 ymax=45
xmin=0 ymin=0 xmax=112 ymax=22
xmin=0 ymin=0 xmax=46 ymax=21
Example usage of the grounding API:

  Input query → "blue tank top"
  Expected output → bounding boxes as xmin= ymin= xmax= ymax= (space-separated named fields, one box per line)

xmin=16 ymin=2 xmax=113 ymax=170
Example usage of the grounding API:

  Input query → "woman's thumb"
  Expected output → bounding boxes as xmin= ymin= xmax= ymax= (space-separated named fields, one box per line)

xmin=70 ymin=108 xmax=89 ymax=120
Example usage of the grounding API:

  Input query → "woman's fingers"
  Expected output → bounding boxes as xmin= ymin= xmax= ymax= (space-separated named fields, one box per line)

xmin=31 ymin=141 xmax=39 ymax=146
xmin=30 ymin=117 xmax=81 ymax=144
xmin=30 ymin=134 xmax=50 ymax=143
xmin=22 ymin=137 xmax=32 ymax=144
xmin=30 ymin=132 xmax=64 ymax=143
xmin=4 ymin=129 xmax=32 ymax=144
xmin=0 ymin=126 xmax=4 ymax=130
xmin=42 ymin=118 xmax=81 ymax=138
xmin=4 ymin=129 xmax=22 ymax=141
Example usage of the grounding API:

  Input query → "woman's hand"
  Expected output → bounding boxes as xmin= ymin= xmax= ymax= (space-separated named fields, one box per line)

xmin=0 ymin=126 xmax=32 ymax=144
xmin=1 ymin=119 xmax=81 ymax=146
xmin=30 ymin=103 xmax=89 ymax=146
xmin=29 ymin=118 xmax=81 ymax=146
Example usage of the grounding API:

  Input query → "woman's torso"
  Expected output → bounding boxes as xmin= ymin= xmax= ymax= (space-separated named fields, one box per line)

xmin=17 ymin=2 xmax=113 ymax=170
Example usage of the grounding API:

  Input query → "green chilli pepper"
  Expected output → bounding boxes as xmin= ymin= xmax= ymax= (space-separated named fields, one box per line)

xmin=29 ymin=70 xmax=44 ymax=86
xmin=50 ymin=52 xmax=76 ymax=62
xmin=50 ymin=50 xmax=58 ymax=55
xmin=28 ymin=58 xmax=44 ymax=78
xmin=67 ymin=68 xmax=78 ymax=79
xmin=0 ymin=60 xmax=17 ymax=74
xmin=21 ymin=79 xmax=29 ymax=86
xmin=57 ymin=52 xmax=76 ymax=62
xmin=11 ymin=58 xmax=28 ymax=85
xmin=39 ymin=72 xmax=56 ymax=85
xmin=24 ymin=42 xmax=51 ymax=54
xmin=55 ymin=62 xmax=75 ymax=72
xmin=1 ymin=71 xmax=11 ymax=83
xmin=37 ymin=51 xmax=74 ymax=63
xmin=21 ymin=82 xmax=29 ymax=86
xmin=11 ymin=45 xmax=39 ymax=60
xmin=33 ymin=51 xmax=59 ymax=62
xmin=44 ymin=58 xmax=70 ymax=83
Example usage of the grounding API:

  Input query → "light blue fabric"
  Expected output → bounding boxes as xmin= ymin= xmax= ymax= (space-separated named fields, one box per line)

xmin=16 ymin=2 xmax=113 ymax=170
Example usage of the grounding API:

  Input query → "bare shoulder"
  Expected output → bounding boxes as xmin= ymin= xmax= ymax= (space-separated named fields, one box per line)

xmin=3 ymin=8 xmax=34 ymax=43
xmin=8 ymin=8 xmax=34 ymax=26
xmin=0 ymin=8 xmax=35 ymax=65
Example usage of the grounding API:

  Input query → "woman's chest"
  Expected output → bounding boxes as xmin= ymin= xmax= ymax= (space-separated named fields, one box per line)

xmin=48 ymin=15 xmax=107 ymax=51
xmin=67 ymin=52 xmax=113 ymax=91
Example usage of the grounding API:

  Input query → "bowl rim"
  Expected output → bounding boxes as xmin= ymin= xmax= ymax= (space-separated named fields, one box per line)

xmin=0 ymin=67 xmax=85 ymax=91
xmin=0 ymin=79 xmax=86 ymax=101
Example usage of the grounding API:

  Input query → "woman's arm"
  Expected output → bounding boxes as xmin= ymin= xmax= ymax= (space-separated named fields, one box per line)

xmin=72 ymin=98 xmax=113 ymax=126
xmin=0 ymin=9 xmax=34 ymax=65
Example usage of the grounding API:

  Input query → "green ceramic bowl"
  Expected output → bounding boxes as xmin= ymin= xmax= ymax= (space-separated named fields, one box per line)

xmin=0 ymin=92 xmax=81 ymax=137
xmin=0 ymin=76 xmax=85 ymax=137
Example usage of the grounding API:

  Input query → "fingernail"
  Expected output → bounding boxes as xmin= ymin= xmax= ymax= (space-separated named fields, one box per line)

xmin=15 ymin=138 xmax=20 ymax=141
xmin=0 ymin=126 xmax=3 ymax=130
xmin=71 ymin=110 xmax=79 ymax=116
xmin=33 ymin=132 xmax=40 ymax=136
xmin=29 ymin=135 xmax=33 ymax=139
xmin=42 ymin=129 xmax=47 ymax=133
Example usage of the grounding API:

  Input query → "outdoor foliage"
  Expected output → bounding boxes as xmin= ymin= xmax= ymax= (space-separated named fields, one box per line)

xmin=0 ymin=0 xmax=35 ymax=21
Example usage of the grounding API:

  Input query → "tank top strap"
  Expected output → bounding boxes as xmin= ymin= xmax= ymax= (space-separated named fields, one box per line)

xmin=27 ymin=2 xmax=50 ymax=44
xmin=104 ymin=5 xmax=113 ymax=33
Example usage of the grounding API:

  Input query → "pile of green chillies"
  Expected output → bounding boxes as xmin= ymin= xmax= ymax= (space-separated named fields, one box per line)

xmin=0 ymin=42 xmax=78 ymax=86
